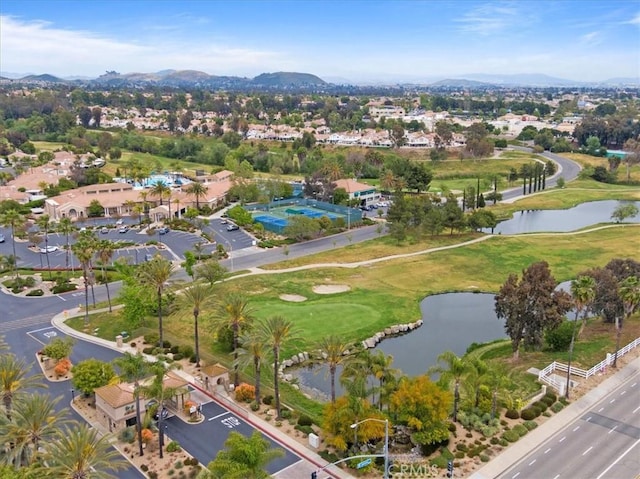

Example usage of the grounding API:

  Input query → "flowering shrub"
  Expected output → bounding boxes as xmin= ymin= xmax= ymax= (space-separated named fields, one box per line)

xmin=234 ymin=383 xmax=255 ymax=403
xmin=141 ymin=428 xmax=153 ymax=444
xmin=183 ymin=400 xmax=197 ymax=414
xmin=54 ymin=358 xmax=72 ymax=377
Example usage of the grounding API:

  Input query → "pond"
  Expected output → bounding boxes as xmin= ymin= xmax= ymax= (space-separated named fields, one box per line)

xmin=292 ymin=292 xmax=506 ymax=401
xmin=485 ymin=200 xmax=640 ymax=235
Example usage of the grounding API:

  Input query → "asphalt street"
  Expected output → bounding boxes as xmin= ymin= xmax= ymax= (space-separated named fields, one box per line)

xmin=496 ymin=368 xmax=640 ymax=479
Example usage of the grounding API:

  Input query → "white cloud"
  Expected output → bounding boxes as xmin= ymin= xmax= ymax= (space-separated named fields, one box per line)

xmin=624 ymin=13 xmax=640 ymax=25
xmin=0 ymin=15 xmax=285 ymax=77
xmin=580 ymin=31 xmax=602 ymax=45
xmin=455 ymin=1 xmax=521 ymax=36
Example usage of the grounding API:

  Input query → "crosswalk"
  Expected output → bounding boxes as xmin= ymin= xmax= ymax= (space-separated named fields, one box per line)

xmin=0 ymin=313 xmax=52 ymax=334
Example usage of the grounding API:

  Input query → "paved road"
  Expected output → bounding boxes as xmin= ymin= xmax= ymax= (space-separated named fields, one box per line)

xmin=496 ymin=368 xmax=640 ymax=479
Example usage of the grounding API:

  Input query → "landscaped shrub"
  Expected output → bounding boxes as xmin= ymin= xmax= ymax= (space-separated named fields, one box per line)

xmin=513 ymin=424 xmax=528 ymax=437
xmin=545 ymin=320 xmax=574 ymax=351
xmin=170 ymin=346 xmax=180 ymax=354
xmin=189 ymin=354 xmax=197 ymax=363
xmin=180 ymin=345 xmax=194 ymax=357
xmin=523 ymin=420 xmax=538 ymax=431
xmin=118 ymin=427 xmax=135 ymax=444
xmin=551 ymin=402 xmax=565 ymax=413
xmin=250 ymin=401 xmax=260 ymax=411
xmin=148 ymin=472 xmax=158 ymax=479
xmin=481 ymin=425 xmax=498 ymax=437
xmin=520 ymin=408 xmax=537 ymax=421
xmin=456 ymin=443 xmax=468 ymax=452
xmin=490 ymin=437 xmax=499 ymax=445
xmin=262 ymin=395 xmax=273 ymax=405
xmin=480 ymin=454 xmax=491 ymax=462
xmin=51 ymin=282 xmax=77 ymax=294
xmin=294 ymin=424 xmax=314 ymax=435
xmin=454 ymin=451 xmax=465 ymax=459
xmin=234 ymin=383 xmax=255 ymax=403
xmin=297 ymin=414 xmax=313 ymax=427
xmin=533 ymin=401 xmax=548 ymax=413
xmin=319 ymin=450 xmax=339 ymax=464
xmin=540 ymin=395 xmax=555 ymax=407
xmin=545 ymin=391 xmax=558 ymax=403
xmin=54 ymin=358 xmax=71 ymax=377
xmin=166 ymin=441 xmax=181 ymax=453
xmin=505 ymin=409 xmax=520 ymax=420
xmin=26 ymin=289 xmax=44 ymax=296
xmin=140 ymin=464 xmax=149 ymax=472
xmin=280 ymin=409 xmax=292 ymax=419
xmin=144 ymin=333 xmax=159 ymax=345
xmin=172 ymin=353 xmax=183 ymax=361
xmin=448 ymin=422 xmax=457 ymax=433
xmin=502 ymin=429 xmax=520 ymax=443
xmin=142 ymin=347 xmax=154 ymax=355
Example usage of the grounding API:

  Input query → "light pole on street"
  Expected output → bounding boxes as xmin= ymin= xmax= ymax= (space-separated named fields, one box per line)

xmin=350 ymin=418 xmax=389 ymax=479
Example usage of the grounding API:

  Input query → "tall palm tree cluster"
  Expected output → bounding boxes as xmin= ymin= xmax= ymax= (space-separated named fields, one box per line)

xmin=0 ymin=341 xmax=127 ymax=478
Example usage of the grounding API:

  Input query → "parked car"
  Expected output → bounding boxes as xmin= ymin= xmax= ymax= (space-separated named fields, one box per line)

xmin=226 ymin=224 xmax=239 ymax=231
xmin=40 ymin=245 xmax=58 ymax=253
xmin=115 ymin=219 xmax=124 ymax=225
xmin=118 ymin=226 xmax=129 ymax=233
xmin=157 ymin=226 xmax=169 ymax=235
xmin=0 ymin=233 xmax=5 ymax=243
xmin=220 ymin=219 xmax=228 ymax=224
xmin=100 ymin=227 xmax=109 ymax=234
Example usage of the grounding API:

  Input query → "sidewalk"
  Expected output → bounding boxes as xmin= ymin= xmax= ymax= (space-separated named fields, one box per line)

xmin=470 ymin=354 xmax=640 ymax=479
xmin=52 ymin=308 xmax=356 ymax=479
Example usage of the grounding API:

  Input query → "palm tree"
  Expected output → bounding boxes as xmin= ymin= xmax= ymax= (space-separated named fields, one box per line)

xmin=464 ymin=358 xmax=489 ymax=408
xmin=201 ymin=430 xmax=284 ymax=479
xmin=429 ymin=351 xmax=469 ymax=422
xmin=566 ymin=275 xmax=597 ymax=397
xmin=574 ymin=275 xmax=597 ymax=338
xmin=71 ymin=234 xmax=96 ymax=324
xmin=237 ymin=331 xmax=269 ymax=404
xmin=186 ymin=181 xmax=208 ymax=210
xmin=45 ymin=422 xmax=128 ymax=478
xmin=0 ymin=209 xmax=25 ymax=279
xmin=369 ymin=350 xmax=398 ymax=411
xmin=615 ymin=276 xmax=640 ymax=367
xmin=317 ymin=335 xmax=351 ymax=403
xmin=258 ymin=315 xmax=299 ymax=420
xmin=0 ymin=354 xmax=44 ymax=421
xmin=138 ymin=256 xmax=175 ymax=349
xmin=58 ymin=217 xmax=74 ymax=276
xmin=1 ymin=393 xmax=68 ymax=467
xmin=214 ymin=294 xmax=255 ymax=387
xmin=485 ymin=363 xmax=511 ymax=419
xmin=150 ymin=181 xmax=170 ymax=207
xmin=35 ymin=214 xmax=52 ymax=280
xmin=138 ymin=362 xmax=184 ymax=459
xmin=114 ymin=352 xmax=151 ymax=457
xmin=138 ymin=191 xmax=150 ymax=221
xmin=178 ymin=282 xmax=215 ymax=367
xmin=95 ymin=240 xmax=115 ymax=312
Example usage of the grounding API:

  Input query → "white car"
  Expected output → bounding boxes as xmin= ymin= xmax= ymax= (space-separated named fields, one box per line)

xmin=115 ymin=219 xmax=124 ymax=226
xmin=40 ymin=245 xmax=58 ymax=253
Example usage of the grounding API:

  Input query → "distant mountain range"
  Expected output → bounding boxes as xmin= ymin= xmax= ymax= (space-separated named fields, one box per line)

xmin=0 ymin=69 xmax=637 ymax=89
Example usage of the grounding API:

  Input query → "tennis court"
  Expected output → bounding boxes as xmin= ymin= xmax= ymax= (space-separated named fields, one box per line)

xmin=248 ymin=199 xmax=361 ymax=234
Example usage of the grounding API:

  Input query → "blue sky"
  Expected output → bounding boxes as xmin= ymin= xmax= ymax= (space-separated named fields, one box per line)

xmin=1 ymin=0 xmax=639 ymax=82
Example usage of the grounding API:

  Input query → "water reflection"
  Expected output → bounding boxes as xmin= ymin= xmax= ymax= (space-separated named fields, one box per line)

xmin=486 ymin=200 xmax=640 ymax=235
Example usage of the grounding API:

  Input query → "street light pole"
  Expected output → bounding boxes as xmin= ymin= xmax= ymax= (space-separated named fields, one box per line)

xmin=350 ymin=418 xmax=389 ymax=479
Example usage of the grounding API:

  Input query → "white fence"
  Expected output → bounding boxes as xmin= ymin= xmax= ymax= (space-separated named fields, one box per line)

xmin=538 ymin=337 xmax=640 ymax=394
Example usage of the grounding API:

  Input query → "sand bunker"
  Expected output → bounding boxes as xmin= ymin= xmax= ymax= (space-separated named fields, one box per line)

xmin=313 ymin=284 xmax=351 ymax=294
xmin=280 ymin=294 xmax=307 ymax=302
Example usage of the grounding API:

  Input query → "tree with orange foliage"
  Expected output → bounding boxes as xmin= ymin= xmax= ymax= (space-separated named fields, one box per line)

xmin=390 ymin=375 xmax=452 ymax=447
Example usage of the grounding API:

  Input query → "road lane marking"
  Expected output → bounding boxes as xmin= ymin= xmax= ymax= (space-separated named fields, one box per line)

xmin=512 ymin=473 xmax=520 ymax=479
xmin=631 ymin=382 xmax=637 ymax=387
xmin=620 ymin=390 xmax=626 ymax=396
xmin=610 ymin=399 xmax=615 ymax=404
xmin=208 ymin=411 xmax=230 ymax=421
xmin=633 ymin=406 xmax=640 ymax=414
xmin=544 ymin=448 xmax=551 ymax=454
xmin=598 ymin=407 xmax=604 ymax=412
xmin=608 ymin=426 xmax=617 ymax=434
xmin=529 ymin=459 xmax=536 ymax=466
xmin=586 ymin=416 xmax=592 ymax=421
xmin=559 ymin=436 xmax=566 ymax=443
xmin=573 ymin=426 xmax=580 ymax=432
xmin=582 ymin=446 xmax=593 ymax=455
xmin=596 ymin=438 xmax=640 ymax=479
xmin=553 ymin=475 xmax=560 ymax=479
xmin=56 ymin=294 xmax=67 ymax=301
